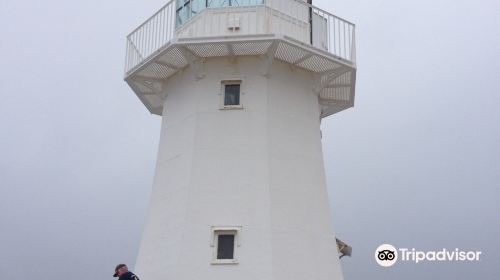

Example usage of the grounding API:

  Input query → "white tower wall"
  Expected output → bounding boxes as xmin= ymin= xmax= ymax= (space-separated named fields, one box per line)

xmin=135 ymin=56 xmax=343 ymax=280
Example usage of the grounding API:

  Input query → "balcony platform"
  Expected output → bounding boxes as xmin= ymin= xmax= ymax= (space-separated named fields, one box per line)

xmin=126 ymin=33 xmax=355 ymax=118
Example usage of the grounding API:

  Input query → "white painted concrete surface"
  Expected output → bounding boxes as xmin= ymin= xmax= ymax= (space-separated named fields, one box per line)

xmin=135 ymin=56 xmax=344 ymax=280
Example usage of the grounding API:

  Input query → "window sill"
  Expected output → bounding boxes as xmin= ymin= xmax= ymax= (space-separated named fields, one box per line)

xmin=220 ymin=105 xmax=244 ymax=110
xmin=211 ymin=259 xmax=239 ymax=265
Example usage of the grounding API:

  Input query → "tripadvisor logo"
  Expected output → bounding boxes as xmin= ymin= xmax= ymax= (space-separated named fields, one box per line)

xmin=375 ymin=244 xmax=397 ymax=267
xmin=375 ymin=244 xmax=482 ymax=267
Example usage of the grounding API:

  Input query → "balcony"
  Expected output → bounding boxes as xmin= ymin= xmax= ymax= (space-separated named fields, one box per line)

xmin=124 ymin=0 xmax=357 ymax=117
xmin=125 ymin=0 xmax=355 ymax=73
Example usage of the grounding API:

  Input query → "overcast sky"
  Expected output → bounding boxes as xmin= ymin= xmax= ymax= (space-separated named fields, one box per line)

xmin=0 ymin=0 xmax=499 ymax=279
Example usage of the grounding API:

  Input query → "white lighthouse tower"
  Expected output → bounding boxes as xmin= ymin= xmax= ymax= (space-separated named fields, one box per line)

xmin=124 ymin=1 xmax=356 ymax=279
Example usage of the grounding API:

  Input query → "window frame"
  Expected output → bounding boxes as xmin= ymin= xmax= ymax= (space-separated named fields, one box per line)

xmin=210 ymin=226 xmax=241 ymax=264
xmin=220 ymin=80 xmax=243 ymax=110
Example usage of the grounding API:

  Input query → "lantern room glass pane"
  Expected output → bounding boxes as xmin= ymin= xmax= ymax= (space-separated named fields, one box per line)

xmin=176 ymin=0 xmax=264 ymax=27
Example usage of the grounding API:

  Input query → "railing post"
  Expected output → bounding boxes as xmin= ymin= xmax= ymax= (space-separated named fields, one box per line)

xmin=351 ymin=25 xmax=356 ymax=64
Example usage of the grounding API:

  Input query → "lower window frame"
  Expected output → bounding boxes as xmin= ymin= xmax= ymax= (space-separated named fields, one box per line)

xmin=210 ymin=225 xmax=242 ymax=264
xmin=220 ymin=80 xmax=244 ymax=110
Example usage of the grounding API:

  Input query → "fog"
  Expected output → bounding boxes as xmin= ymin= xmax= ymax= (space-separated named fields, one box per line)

xmin=0 ymin=0 xmax=498 ymax=279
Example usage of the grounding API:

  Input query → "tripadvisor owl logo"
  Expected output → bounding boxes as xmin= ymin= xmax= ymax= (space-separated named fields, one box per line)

xmin=375 ymin=244 xmax=398 ymax=267
xmin=375 ymin=244 xmax=482 ymax=267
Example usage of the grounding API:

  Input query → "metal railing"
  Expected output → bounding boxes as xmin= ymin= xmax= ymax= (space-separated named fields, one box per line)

xmin=125 ymin=0 xmax=355 ymax=73
xmin=307 ymin=3 xmax=356 ymax=63
xmin=125 ymin=0 xmax=176 ymax=73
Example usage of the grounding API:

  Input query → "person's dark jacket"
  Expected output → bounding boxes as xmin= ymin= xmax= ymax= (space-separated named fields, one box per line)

xmin=118 ymin=271 xmax=139 ymax=280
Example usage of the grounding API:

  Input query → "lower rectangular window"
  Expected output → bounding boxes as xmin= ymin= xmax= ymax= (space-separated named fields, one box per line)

xmin=217 ymin=234 xmax=235 ymax=259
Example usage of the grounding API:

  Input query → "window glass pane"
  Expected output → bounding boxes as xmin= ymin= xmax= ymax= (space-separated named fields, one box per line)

xmin=178 ymin=0 xmax=264 ymax=27
xmin=207 ymin=0 xmax=264 ymax=7
xmin=217 ymin=234 xmax=235 ymax=259
xmin=208 ymin=0 xmax=227 ymax=7
xmin=234 ymin=0 xmax=264 ymax=6
xmin=191 ymin=0 xmax=206 ymax=14
xmin=176 ymin=0 xmax=191 ymax=26
xmin=224 ymin=84 xmax=240 ymax=106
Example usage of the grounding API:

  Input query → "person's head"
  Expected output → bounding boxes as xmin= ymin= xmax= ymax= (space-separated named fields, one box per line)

xmin=113 ymin=264 xmax=128 ymax=277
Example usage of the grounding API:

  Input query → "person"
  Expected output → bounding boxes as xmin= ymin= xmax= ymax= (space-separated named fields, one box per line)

xmin=112 ymin=264 xmax=140 ymax=280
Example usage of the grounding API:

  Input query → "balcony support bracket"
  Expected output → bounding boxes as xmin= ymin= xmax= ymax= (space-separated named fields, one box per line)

xmin=179 ymin=46 xmax=206 ymax=80
xmin=261 ymin=41 xmax=279 ymax=78
xmin=130 ymin=76 xmax=165 ymax=100
xmin=314 ymin=67 xmax=350 ymax=94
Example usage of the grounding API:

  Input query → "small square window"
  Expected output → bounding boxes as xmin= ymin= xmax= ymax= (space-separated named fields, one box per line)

xmin=211 ymin=226 xmax=241 ymax=264
xmin=221 ymin=81 xmax=242 ymax=109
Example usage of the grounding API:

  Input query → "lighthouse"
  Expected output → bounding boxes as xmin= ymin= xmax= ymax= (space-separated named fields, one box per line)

xmin=124 ymin=0 xmax=356 ymax=279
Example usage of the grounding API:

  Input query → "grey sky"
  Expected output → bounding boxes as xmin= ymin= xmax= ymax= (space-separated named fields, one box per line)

xmin=0 ymin=0 xmax=498 ymax=279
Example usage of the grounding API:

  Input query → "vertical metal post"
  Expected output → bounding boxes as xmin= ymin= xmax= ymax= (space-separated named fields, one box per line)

xmin=351 ymin=25 xmax=356 ymax=64
xmin=189 ymin=0 xmax=192 ymax=19
xmin=308 ymin=0 xmax=312 ymax=45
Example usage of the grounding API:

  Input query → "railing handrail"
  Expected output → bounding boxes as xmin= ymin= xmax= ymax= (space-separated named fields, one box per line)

xmin=125 ymin=0 xmax=356 ymax=73
xmin=126 ymin=0 xmax=355 ymax=35
xmin=126 ymin=0 xmax=176 ymax=39
xmin=288 ymin=0 xmax=355 ymax=26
